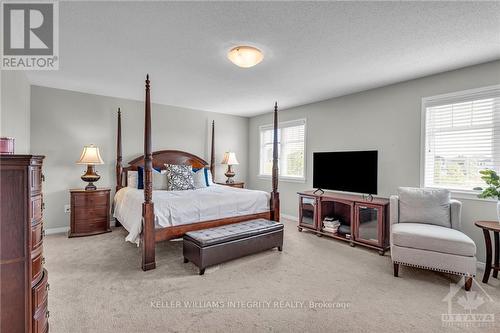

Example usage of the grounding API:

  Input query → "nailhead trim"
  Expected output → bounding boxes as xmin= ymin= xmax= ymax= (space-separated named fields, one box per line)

xmin=393 ymin=261 xmax=475 ymax=277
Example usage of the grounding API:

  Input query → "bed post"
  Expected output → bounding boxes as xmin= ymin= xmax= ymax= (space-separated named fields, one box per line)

xmin=271 ymin=102 xmax=280 ymax=222
xmin=142 ymin=74 xmax=156 ymax=271
xmin=116 ymin=108 xmax=123 ymax=193
xmin=210 ymin=120 xmax=215 ymax=182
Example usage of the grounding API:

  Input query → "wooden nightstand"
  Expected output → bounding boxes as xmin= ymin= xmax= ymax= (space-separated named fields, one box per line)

xmin=69 ymin=188 xmax=111 ymax=237
xmin=216 ymin=181 xmax=245 ymax=189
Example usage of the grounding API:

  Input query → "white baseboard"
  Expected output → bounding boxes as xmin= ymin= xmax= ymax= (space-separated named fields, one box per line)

xmin=45 ymin=227 xmax=69 ymax=235
xmin=280 ymin=213 xmax=298 ymax=222
xmin=477 ymin=261 xmax=485 ymax=270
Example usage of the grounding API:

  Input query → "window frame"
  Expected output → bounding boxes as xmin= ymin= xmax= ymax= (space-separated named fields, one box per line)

xmin=420 ymin=84 xmax=500 ymax=200
xmin=258 ymin=118 xmax=307 ymax=183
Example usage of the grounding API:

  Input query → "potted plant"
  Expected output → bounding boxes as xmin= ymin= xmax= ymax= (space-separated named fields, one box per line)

xmin=476 ymin=169 xmax=500 ymax=222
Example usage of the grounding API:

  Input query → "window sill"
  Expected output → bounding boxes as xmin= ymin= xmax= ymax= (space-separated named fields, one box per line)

xmin=450 ymin=190 xmax=497 ymax=202
xmin=258 ymin=175 xmax=306 ymax=183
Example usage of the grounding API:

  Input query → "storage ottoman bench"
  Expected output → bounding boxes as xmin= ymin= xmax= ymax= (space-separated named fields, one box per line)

xmin=183 ymin=219 xmax=284 ymax=275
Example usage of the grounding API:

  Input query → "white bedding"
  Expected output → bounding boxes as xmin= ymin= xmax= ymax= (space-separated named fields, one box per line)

xmin=113 ymin=185 xmax=270 ymax=244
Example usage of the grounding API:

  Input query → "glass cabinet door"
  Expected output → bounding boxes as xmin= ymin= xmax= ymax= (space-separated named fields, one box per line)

xmin=356 ymin=204 xmax=380 ymax=245
xmin=299 ymin=196 xmax=316 ymax=229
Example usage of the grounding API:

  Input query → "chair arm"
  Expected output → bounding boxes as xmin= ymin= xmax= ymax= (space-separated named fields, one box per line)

xmin=450 ymin=199 xmax=462 ymax=230
xmin=390 ymin=195 xmax=399 ymax=225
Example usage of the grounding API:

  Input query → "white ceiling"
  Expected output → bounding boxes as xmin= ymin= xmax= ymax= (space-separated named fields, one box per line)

xmin=27 ymin=1 xmax=500 ymax=117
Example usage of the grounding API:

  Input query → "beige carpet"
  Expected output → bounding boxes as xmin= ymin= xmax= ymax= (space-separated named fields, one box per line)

xmin=44 ymin=220 xmax=500 ymax=333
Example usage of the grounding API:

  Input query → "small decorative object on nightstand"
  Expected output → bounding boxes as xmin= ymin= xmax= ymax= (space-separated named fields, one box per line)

xmin=69 ymin=188 xmax=111 ymax=237
xmin=216 ymin=181 xmax=245 ymax=189
xmin=76 ymin=144 xmax=104 ymax=190
xmin=221 ymin=151 xmax=239 ymax=183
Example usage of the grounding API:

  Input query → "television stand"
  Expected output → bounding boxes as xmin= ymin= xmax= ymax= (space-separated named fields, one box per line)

xmin=297 ymin=190 xmax=390 ymax=255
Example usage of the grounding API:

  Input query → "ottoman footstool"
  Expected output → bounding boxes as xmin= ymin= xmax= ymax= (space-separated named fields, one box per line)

xmin=183 ymin=219 xmax=284 ymax=275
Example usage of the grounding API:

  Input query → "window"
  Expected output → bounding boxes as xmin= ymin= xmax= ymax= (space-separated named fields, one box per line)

xmin=259 ymin=119 xmax=306 ymax=181
xmin=422 ymin=85 xmax=500 ymax=192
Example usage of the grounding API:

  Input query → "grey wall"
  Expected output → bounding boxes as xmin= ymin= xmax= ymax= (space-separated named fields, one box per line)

xmin=31 ymin=86 xmax=249 ymax=230
xmin=248 ymin=60 xmax=500 ymax=263
xmin=1 ymin=71 xmax=31 ymax=153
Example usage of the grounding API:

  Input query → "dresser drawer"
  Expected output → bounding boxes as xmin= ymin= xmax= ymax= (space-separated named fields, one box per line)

xmin=32 ymin=299 xmax=49 ymax=333
xmin=72 ymin=192 xmax=109 ymax=207
xmin=31 ymin=221 xmax=44 ymax=251
xmin=30 ymin=166 xmax=43 ymax=194
xmin=73 ymin=218 xmax=109 ymax=234
xmin=30 ymin=195 xmax=43 ymax=222
xmin=73 ymin=205 xmax=109 ymax=221
xmin=32 ymin=269 xmax=49 ymax=311
xmin=31 ymin=247 xmax=44 ymax=285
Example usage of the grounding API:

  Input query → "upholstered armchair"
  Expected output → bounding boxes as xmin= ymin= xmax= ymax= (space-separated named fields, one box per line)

xmin=390 ymin=187 xmax=476 ymax=290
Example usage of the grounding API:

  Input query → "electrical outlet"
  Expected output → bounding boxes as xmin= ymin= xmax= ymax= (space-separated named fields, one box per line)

xmin=64 ymin=205 xmax=70 ymax=213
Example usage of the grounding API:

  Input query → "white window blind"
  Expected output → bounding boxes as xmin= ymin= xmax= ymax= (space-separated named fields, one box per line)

xmin=259 ymin=119 xmax=306 ymax=180
xmin=423 ymin=86 xmax=500 ymax=191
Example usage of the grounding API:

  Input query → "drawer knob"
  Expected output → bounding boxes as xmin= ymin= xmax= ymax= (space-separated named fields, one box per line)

xmin=46 ymin=283 xmax=50 ymax=291
xmin=41 ymin=173 xmax=45 ymax=182
xmin=45 ymin=311 xmax=50 ymax=319
xmin=42 ymin=202 xmax=45 ymax=211
xmin=41 ymin=257 xmax=46 ymax=265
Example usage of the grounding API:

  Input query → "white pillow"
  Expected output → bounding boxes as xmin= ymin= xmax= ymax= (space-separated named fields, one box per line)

xmin=206 ymin=169 xmax=214 ymax=185
xmin=153 ymin=169 xmax=168 ymax=190
xmin=127 ymin=171 xmax=138 ymax=188
xmin=193 ymin=168 xmax=208 ymax=189
xmin=398 ymin=187 xmax=451 ymax=228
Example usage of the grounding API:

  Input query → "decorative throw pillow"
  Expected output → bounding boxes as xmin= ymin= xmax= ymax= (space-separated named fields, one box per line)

xmin=206 ymin=169 xmax=214 ymax=185
xmin=137 ymin=166 xmax=162 ymax=189
xmin=398 ymin=187 xmax=451 ymax=228
xmin=152 ymin=169 xmax=168 ymax=190
xmin=193 ymin=167 xmax=211 ymax=187
xmin=165 ymin=164 xmax=195 ymax=191
xmin=193 ymin=168 xmax=208 ymax=189
xmin=127 ymin=171 xmax=138 ymax=188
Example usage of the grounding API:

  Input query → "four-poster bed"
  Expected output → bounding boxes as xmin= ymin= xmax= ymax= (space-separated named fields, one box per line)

xmin=114 ymin=75 xmax=280 ymax=271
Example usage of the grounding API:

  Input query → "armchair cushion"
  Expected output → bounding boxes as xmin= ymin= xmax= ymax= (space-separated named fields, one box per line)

xmin=398 ymin=187 xmax=451 ymax=228
xmin=392 ymin=223 xmax=476 ymax=257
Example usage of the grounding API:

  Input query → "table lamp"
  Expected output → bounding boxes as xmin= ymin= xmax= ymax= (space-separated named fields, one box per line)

xmin=221 ymin=152 xmax=239 ymax=183
xmin=77 ymin=144 xmax=104 ymax=190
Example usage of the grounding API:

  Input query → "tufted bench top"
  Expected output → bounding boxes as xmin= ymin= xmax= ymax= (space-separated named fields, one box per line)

xmin=184 ymin=219 xmax=283 ymax=247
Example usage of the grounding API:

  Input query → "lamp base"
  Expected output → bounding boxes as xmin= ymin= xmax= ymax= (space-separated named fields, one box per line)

xmin=81 ymin=165 xmax=100 ymax=191
xmin=225 ymin=165 xmax=235 ymax=184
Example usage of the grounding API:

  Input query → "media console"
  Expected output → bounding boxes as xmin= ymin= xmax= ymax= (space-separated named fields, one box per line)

xmin=298 ymin=191 xmax=390 ymax=255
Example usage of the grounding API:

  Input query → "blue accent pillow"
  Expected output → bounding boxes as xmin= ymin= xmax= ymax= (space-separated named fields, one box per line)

xmin=137 ymin=166 xmax=162 ymax=189
xmin=192 ymin=167 xmax=210 ymax=187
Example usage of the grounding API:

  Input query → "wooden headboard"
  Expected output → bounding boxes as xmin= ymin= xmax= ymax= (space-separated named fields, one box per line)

xmin=125 ymin=150 xmax=208 ymax=171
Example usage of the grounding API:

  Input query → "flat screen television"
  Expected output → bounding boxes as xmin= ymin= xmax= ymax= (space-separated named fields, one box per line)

xmin=313 ymin=151 xmax=378 ymax=195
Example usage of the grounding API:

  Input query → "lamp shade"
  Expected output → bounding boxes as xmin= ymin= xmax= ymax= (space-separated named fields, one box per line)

xmin=76 ymin=144 xmax=104 ymax=165
xmin=221 ymin=152 xmax=239 ymax=165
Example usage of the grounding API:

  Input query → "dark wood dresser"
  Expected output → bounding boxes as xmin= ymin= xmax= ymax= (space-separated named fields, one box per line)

xmin=69 ymin=188 xmax=111 ymax=237
xmin=0 ymin=155 xmax=49 ymax=333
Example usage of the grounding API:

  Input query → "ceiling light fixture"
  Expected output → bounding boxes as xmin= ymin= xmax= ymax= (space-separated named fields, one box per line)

xmin=227 ymin=46 xmax=264 ymax=68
